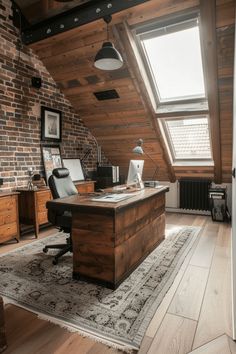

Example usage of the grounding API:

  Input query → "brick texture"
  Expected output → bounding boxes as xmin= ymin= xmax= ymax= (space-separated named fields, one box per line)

xmin=0 ymin=0 xmax=109 ymax=190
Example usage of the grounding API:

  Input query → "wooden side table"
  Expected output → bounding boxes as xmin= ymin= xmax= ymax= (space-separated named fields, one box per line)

xmin=17 ymin=188 xmax=52 ymax=238
xmin=0 ymin=297 xmax=7 ymax=353
xmin=17 ymin=181 xmax=95 ymax=238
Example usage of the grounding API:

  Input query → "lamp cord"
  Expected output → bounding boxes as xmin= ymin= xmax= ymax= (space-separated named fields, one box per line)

xmin=107 ymin=21 xmax=109 ymax=41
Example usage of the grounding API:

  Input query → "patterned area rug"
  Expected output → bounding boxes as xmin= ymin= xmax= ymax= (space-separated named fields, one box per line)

xmin=0 ymin=226 xmax=200 ymax=352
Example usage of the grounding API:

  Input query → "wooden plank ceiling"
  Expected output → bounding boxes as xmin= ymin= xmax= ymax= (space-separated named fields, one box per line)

xmin=27 ymin=0 xmax=235 ymax=183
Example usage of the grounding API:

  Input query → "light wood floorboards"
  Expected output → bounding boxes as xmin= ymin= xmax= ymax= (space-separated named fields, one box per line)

xmin=0 ymin=213 xmax=235 ymax=354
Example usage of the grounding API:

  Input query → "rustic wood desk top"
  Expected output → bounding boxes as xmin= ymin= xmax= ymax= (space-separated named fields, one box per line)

xmin=46 ymin=186 xmax=169 ymax=212
xmin=15 ymin=180 xmax=95 ymax=193
xmin=0 ymin=191 xmax=19 ymax=197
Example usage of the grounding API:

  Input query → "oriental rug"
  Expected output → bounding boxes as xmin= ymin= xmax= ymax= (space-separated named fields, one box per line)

xmin=0 ymin=226 xmax=201 ymax=352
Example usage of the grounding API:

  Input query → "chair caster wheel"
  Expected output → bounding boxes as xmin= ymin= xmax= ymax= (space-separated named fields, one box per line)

xmin=52 ymin=259 xmax=58 ymax=265
xmin=43 ymin=247 xmax=48 ymax=253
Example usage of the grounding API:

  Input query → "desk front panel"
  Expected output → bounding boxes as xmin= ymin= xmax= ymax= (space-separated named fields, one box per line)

xmin=71 ymin=189 xmax=167 ymax=288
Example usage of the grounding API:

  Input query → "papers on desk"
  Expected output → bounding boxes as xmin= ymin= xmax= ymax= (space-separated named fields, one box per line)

xmin=91 ymin=193 xmax=135 ymax=203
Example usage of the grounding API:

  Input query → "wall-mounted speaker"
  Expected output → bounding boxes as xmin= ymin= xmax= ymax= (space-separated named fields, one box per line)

xmin=31 ymin=77 xmax=42 ymax=88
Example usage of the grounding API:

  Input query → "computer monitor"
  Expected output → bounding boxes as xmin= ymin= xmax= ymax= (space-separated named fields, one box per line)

xmin=127 ymin=160 xmax=144 ymax=188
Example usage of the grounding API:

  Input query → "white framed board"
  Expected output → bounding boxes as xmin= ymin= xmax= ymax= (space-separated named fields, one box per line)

xmin=62 ymin=158 xmax=85 ymax=181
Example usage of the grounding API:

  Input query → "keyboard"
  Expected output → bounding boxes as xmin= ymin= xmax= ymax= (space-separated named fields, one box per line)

xmin=91 ymin=193 xmax=135 ymax=203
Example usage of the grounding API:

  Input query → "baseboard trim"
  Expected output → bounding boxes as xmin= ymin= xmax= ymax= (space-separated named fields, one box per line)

xmin=166 ymin=207 xmax=211 ymax=216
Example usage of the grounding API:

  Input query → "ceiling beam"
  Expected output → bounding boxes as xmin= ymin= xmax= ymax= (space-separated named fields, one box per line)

xmin=115 ymin=22 xmax=176 ymax=182
xmin=11 ymin=1 xmax=31 ymax=30
xmin=199 ymin=0 xmax=222 ymax=183
xmin=14 ymin=0 xmax=150 ymax=45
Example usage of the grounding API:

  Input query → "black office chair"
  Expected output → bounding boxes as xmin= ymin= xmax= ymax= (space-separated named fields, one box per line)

xmin=43 ymin=168 xmax=78 ymax=265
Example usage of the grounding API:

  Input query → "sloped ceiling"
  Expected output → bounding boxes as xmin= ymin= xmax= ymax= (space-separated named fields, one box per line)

xmin=20 ymin=0 xmax=234 ymax=182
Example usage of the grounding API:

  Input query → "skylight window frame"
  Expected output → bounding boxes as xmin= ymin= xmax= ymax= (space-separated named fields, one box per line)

xmin=158 ymin=114 xmax=214 ymax=166
xmin=134 ymin=13 xmax=207 ymax=111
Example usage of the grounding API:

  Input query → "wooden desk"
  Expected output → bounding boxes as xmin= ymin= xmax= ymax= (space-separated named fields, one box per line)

xmin=0 ymin=192 xmax=19 ymax=244
xmin=47 ymin=187 xmax=169 ymax=289
xmin=17 ymin=181 xmax=95 ymax=238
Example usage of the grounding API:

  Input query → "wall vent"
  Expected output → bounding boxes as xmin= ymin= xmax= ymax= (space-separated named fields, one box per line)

xmin=94 ymin=89 xmax=119 ymax=101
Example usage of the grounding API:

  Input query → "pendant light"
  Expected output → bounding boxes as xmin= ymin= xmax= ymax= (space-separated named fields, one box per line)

xmin=94 ymin=15 xmax=123 ymax=71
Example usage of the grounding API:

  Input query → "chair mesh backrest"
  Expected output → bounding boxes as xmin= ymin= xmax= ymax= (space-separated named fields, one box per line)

xmin=48 ymin=169 xmax=78 ymax=199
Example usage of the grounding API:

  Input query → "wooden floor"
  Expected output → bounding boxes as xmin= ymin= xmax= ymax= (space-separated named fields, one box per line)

xmin=0 ymin=213 xmax=235 ymax=354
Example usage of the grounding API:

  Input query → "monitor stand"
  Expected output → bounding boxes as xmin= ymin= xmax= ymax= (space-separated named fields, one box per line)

xmin=127 ymin=172 xmax=144 ymax=190
xmin=136 ymin=172 xmax=144 ymax=189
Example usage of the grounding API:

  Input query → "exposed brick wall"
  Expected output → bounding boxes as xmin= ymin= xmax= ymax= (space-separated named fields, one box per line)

xmin=0 ymin=0 xmax=108 ymax=190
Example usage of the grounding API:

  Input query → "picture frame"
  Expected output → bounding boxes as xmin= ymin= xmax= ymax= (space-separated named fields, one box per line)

xmin=41 ymin=106 xmax=62 ymax=142
xmin=41 ymin=145 xmax=62 ymax=184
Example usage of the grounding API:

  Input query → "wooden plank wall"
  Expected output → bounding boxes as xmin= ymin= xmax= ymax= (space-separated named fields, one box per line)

xmin=30 ymin=0 xmax=235 ymax=183
xmin=216 ymin=0 xmax=235 ymax=183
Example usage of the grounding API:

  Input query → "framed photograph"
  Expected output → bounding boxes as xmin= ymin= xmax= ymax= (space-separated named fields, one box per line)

xmin=41 ymin=106 xmax=62 ymax=142
xmin=41 ymin=145 xmax=62 ymax=184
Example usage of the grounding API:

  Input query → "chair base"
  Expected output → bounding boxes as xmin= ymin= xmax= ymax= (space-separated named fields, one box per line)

xmin=43 ymin=235 xmax=72 ymax=265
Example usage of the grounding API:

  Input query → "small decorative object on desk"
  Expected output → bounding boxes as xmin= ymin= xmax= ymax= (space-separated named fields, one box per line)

xmin=0 ymin=296 xmax=7 ymax=353
xmin=27 ymin=167 xmax=34 ymax=190
xmin=32 ymin=174 xmax=46 ymax=189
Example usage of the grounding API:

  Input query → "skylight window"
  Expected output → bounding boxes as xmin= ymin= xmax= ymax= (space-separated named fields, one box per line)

xmin=136 ymin=17 xmax=206 ymax=107
xmin=159 ymin=116 xmax=213 ymax=164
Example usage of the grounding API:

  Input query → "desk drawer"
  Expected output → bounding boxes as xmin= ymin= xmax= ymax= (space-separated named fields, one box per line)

xmin=37 ymin=203 xmax=48 ymax=213
xmin=0 ymin=196 xmax=15 ymax=213
xmin=0 ymin=222 xmax=17 ymax=243
xmin=38 ymin=211 xmax=48 ymax=225
xmin=36 ymin=191 xmax=51 ymax=204
xmin=0 ymin=210 xmax=17 ymax=226
xmin=36 ymin=191 xmax=51 ymax=211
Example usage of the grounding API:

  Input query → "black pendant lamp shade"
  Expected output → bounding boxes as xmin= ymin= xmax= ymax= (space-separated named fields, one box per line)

xmin=94 ymin=41 xmax=123 ymax=70
xmin=94 ymin=15 xmax=123 ymax=71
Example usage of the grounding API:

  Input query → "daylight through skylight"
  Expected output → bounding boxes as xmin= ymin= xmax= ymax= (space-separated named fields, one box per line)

xmin=140 ymin=23 xmax=206 ymax=103
xmin=163 ymin=116 xmax=212 ymax=161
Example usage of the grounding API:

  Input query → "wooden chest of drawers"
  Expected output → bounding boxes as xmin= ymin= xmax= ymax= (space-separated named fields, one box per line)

xmin=0 ymin=192 xmax=19 ymax=244
xmin=17 ymin=181 xmax=94 ymax=238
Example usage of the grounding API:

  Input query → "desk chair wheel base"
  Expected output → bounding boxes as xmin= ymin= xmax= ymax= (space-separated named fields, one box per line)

xmin=43 ymin=240 xmax=72 ymax=265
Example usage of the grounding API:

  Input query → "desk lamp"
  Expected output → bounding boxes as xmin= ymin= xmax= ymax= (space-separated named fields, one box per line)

xmin=133 ymin=138 xmax=159 ymax=182
xmin=27 ymin=167 xmax=34 ymax=190
xmin=80 ymin=134 xmax=102 ymax=179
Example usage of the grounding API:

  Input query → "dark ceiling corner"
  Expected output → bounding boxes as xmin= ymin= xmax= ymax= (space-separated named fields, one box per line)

xmin=11 ymin=0 xmax=30 ymax=30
